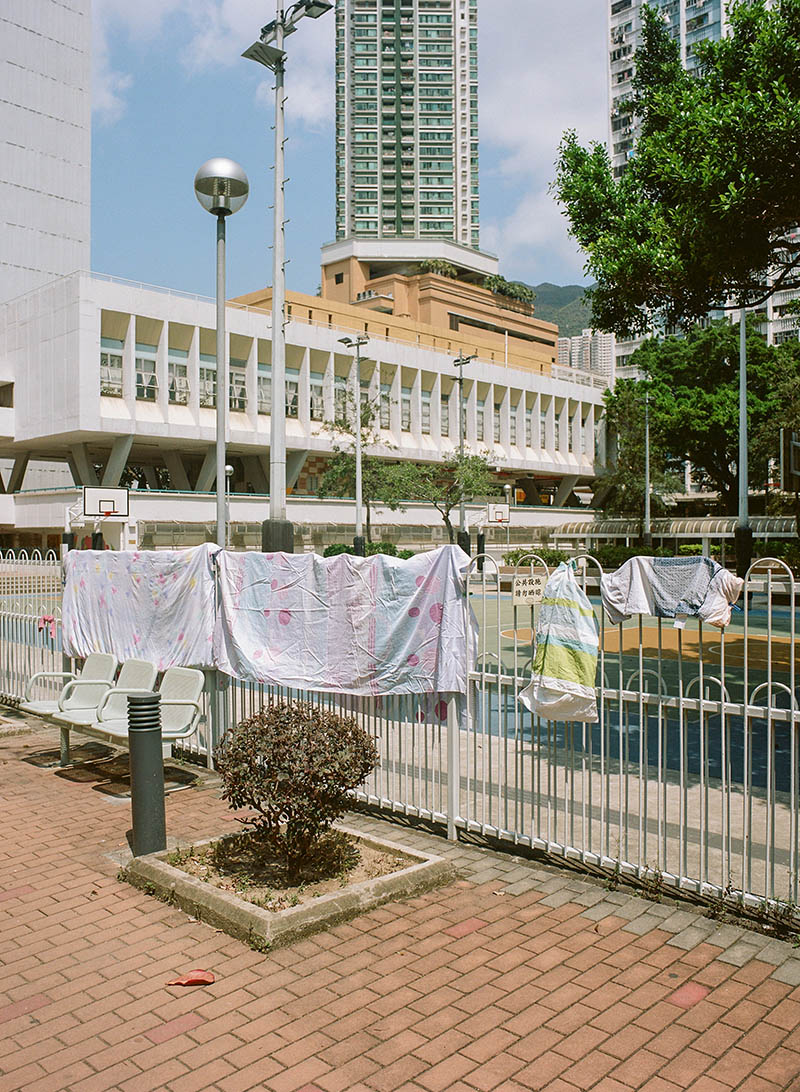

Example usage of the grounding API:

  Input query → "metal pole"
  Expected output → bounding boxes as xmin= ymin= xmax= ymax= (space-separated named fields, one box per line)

xmin=736 ymin=306 xmax=753 ymax=576
xmin=128 ymin=691 xmax=166 ymax=856
xmin=458 ymin=362 xmax=465 ymax=533
xmin=643 ymin=386 xmax=652 ymax=548
xmin=215 ymin=213 xmax=227 ymax=548
xmin=353 ymin=341 xmax=365 ymax=556
xmin=262 ymin=0 xmax=294 ymax=554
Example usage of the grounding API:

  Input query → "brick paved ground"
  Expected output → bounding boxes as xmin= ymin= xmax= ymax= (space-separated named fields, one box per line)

xmin=3 ymin=716 xmax=800 ymax=1092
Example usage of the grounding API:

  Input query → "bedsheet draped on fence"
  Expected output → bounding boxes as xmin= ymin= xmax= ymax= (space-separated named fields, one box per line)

xmin=214 ymin=545 xmax=475 ymax=695
xmin=62 ymin=544 xmax=475 ymax=695
xmin=62 ymin=544 xmax=219 ymax=669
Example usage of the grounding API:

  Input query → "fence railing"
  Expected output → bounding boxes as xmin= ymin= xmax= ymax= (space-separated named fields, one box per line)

xmin=3 ymin=549 xmax=799 ymax=911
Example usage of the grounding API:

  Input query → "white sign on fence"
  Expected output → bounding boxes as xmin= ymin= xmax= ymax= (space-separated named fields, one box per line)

xmin=512 ymin=572 xmax=547 ymax=604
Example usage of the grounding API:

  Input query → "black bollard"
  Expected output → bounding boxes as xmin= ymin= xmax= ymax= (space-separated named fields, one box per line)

xmin=128 ymin=691 xmax=166 ymax=856
xmin=353 ymin=535 xmax=366 ymax=557
xmin=476 ymin=532 xmax=485 ymax=571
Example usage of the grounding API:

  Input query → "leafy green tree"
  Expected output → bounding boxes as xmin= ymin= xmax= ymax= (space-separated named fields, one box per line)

xmin=630 ymin=320 xmax=800 ymax=514
xmin=594 ymin=377 xmax=679 ymax=522
xmin=419 ymin=259 xmax=458 ymax=279
xmin=482 ymin=275 xmax=536 ymax=306
xmin=554 ymin=0 xmax=800 ymax=336
xmin=401 ymin=454 xmax=495 ymax=543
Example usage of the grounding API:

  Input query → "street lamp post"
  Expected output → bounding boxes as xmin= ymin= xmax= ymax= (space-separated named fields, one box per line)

xmin=193 ymin=158 xmax=249 ymax=549
xmin=643 ymin=385 xmax=652 ymax=548
xmin=736 ymin=306 xmax=753 ymax=576
xmin=339 ymin=334 xmax=369 ymax=556
xmin=503 ymin=482 xmax=511 ymax=550
xmin=243 ymin=0 xmax=333 ymax=555
xmin=454 ymin=352 xmax=475 ymax=555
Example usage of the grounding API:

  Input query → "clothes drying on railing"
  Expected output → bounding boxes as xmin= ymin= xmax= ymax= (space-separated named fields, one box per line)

xmin=519 ymin=563 xmax=599 ymax=723
xmin=62 ymin=544 xmax=219 ymax=669
xmin=600 ymin=555 xmax=744 ymax=630
xmin=214 ymin=545 xmax=476 ymax=696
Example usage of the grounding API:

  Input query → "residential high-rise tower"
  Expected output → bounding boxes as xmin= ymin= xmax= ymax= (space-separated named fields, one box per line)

xmin=335 ymin=0 xmax=479 ymax=248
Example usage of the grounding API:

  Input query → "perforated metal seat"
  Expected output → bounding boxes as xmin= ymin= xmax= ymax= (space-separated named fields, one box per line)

xmin=20 ymin=653 xmax=118 ymax=719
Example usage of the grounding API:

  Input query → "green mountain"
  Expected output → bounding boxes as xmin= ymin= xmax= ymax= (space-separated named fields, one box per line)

xmin=529 ymin=282 xmax=594 ymax=339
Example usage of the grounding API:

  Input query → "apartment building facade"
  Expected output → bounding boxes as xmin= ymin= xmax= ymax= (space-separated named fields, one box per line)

xmin=335 ymin=0 xmax=479 ymax=248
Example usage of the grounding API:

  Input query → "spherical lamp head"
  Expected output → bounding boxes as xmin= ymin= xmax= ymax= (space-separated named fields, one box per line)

xmin=194 ymin=158 xmax=249 ymax=216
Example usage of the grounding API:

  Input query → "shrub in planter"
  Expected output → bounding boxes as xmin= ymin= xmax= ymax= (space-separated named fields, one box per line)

xmin=215 ymin=702 xmax=379 ymax=882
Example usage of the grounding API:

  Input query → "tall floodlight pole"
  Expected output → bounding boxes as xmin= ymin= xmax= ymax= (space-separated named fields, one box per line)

xmin=454 ymin=352 xmax=475 ymax=554
xmin=339 ymin=334 xmax=369 ymax=556
xmin=194 ymin=159 xmax=249 ymax=549
xmin=736 ymin=305 xmax=753 ymax=576
xmin=643 ymin=385 xmax=652 ymax=548
xmin=243 ymin=0 xmax=333 ymax=554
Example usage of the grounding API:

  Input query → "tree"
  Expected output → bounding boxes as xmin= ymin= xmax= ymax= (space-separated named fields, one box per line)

xmin=317 ymin=389 xmax=408 ymax=543
xmin=401 ymin=454 xmax=495 ymax=544
xmin=554 ymin=0 xmax=800 ymax=337
xmin=629 ymin=319 xmax=800 ymax=514
xmin=419 ymin=259 xmax=458 ymax=279
xmin=482 ymin=275 xmax=536 ymax=306
xmin=594 ymin=377 xmax=679 ymax=523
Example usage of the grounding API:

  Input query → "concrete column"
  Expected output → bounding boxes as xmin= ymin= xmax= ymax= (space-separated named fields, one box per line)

xmin=323 ymin=351 xmax=335 ymax=421
xmin=286 ymin=451 xmax=308 ymax=490
xmin=466 ymin=380 xmax=477 ymax=447
xmin=195 ymin=448 xmax=216 ymax=493
xmin=162 ymin=450 xmax=191 ymax=492
xmin=298 ymin=347 xmax=311 ymax=432
xmin=156 ymin=322 xmax=168 ymax=417
xmin=68 ymin=444 xmax=98 ymax=488
xmin=410 ymin=369 xmax=422 ymax=438
xmin=554 ymin=474 xmax=579 ymax=508
xmin=245 ymin=337 xmax=258 ymax=430
xmin=390 ymin=366 xmax=401 ymax=435
xmin=122 ymin=315 xmax=136 ymax=405
xmin=7 ymin=454 xmax=29 ymax=492
xmin=188 ymin=326 xmax=200 ymax=420
xmin=431 ymin=372 xmax=442 ymax=449
xmin=101 ymin=435 xmax=133 ymax=487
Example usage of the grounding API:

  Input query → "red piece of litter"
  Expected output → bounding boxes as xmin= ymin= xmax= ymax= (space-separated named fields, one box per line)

xmin=167 ymin=969 xmax=215 ymax=987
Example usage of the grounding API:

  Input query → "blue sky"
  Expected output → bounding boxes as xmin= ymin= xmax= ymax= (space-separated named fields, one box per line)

xmin=91 ymin=1 xmax=607 ymax=301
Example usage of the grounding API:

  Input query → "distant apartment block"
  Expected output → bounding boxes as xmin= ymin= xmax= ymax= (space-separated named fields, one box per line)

xmin=558 ymin=329 xmax=615 ymax=384
xmin=335 ymin=0 xmax=479 ymax=248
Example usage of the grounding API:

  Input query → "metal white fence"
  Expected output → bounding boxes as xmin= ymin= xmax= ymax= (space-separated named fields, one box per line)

xmin=3 ymin=548 xmax=798 ymax=911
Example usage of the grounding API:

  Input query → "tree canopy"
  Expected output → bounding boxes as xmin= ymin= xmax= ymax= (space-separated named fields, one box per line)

xmin=401 ymin=454 xmax=496 ymax=543
xmin=619 ymin=320 xmax=800 ymax=514
xmin=554 ymin=0 xmax=800 ymax=336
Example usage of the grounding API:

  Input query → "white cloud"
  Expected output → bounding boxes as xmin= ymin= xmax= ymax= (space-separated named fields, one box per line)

xmin=92 ymin=0 xmax=335 ymax=129
xmin=478 ymin=0 xmax=607 ymax=283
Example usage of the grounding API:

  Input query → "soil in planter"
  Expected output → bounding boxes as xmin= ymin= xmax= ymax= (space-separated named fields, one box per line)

xmin=166 ymin=829 xmax=411 ymax=912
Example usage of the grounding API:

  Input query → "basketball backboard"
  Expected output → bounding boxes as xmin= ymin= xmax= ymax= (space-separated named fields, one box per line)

xmin=487 ymin=503 xmax=510 ymax=525
xmin=83 ymin=486 xmax=130 ymax=519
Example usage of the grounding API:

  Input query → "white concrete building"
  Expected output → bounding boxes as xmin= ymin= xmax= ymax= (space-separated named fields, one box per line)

xmin=0 ymin=271 xmax=607 ymax=549
xmin=0 ymin=0 xmax=91 ymax=305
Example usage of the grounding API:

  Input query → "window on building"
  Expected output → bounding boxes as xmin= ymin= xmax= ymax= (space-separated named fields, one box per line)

xmin=540 ymin=407 xmax=548 ymax=447
xmin=199 ymin=355 xmax=216 ymax=407
xmin=168 ymin=350 xmax=189 ymax=405
xmin=286 ymin=371 xmax=299 ymax=418
xmin=257 ymin=363 xmax=271 ymax=414
xmin=440 ymin=392 xmax=449 ymax=436
xmin=476 ymin=399 xmax=485 ymax=442
xmin=380 ymin=383 xmax=391 ymax=428
xmin=229 ymin=359 xmax=247 ymax=411
xmin=421 ymin=389 xmax=431 ymax=434
xmin=335 ymin=375 xmax=348 ymax=424
xmin=334 ymin=272 xmax=344 ymax=285
xmin=310 ymin=373 xmax=324 ymax=420
xmin=401 ymin=386 xmax=412 ymax=432
xmin=493 ymin=403 xmax=501 ymax=443
xmin=510 ymin=408 xmax=517 ymax=446
xmin=100 ymin=337 xmax=123 ymax=397
xmin=135 ymin=343 xmax=158 ymax=401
